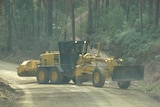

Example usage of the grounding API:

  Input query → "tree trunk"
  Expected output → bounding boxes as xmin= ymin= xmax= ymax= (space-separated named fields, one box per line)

xmin=47 ymin=0 xmax=53 ymax=37
xmin=0 ymin=0 xmax=3 ymax=15
xmin=126 ymin=0 xmax=130 ymax=22
xmin=102 ymin=0 xmax=104 ymax=13
xmin=148 ymin=0 xmax=153 ymax=28
xmin=64 ymin=0 xmax=69 ymax=40
xmin=31 ymin=0 xmax=35 ymax=44
xmin=36 ymin=0 xmax=41 ymax=40
xmin=71 ymin=0 xmax=75 ymax=41
xmin=105 ymin=0 xmax=109 ymax=9
xmin=155 ymin=0 xmax=160 ymax=27
xmin=94 ymin=0 xmax=100 ymax=34
xmin=87 ymin=0 xmax=93 ymax=41
xmin=42 ymin=0 xmax=53 ymax=49
xmin=4 ymin=0 xmax=12 ymax=51
xmin=139 ymin=0 xmax=143 ymax=36
xmin=44 ymin=0 xmax=53 ymax=37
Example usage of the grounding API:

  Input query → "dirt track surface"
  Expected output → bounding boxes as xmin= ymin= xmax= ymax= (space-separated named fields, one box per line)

xmin=0 ymin=60 xmax=160 ymax=107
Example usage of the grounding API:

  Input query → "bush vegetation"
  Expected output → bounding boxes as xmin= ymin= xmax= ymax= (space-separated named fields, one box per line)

xmin=0 ymin=1 xmax=159 ymax=62
xmin=0 ymin=0 xmax=160 ymax=95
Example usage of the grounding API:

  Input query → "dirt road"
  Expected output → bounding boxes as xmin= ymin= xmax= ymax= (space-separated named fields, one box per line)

xmin=0 ymin=60 xmax=159 ymax=107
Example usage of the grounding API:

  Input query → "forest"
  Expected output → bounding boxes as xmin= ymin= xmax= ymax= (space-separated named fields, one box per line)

xmin=0 ymin=0 xmax=160 ymax=96
xmin=0 ymin=0 xmax=160 ymax=64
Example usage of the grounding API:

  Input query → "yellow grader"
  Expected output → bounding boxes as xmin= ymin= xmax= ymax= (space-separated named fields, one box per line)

xmin=17 ymin=41 xmax=144 ymax=89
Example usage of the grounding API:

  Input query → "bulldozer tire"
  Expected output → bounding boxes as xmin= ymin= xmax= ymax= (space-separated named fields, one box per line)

xmin=36 ymin=68 xmax=49 ymax=84
xmin=118 ymin=81 xmax=131 ymax=89
xmin=49 ymin=67 xmax=63 ymax=84
xmin=63 ymin=76 xmax=71 ymax=84
xmin=92 ymin=68 xmax=105 ymax=87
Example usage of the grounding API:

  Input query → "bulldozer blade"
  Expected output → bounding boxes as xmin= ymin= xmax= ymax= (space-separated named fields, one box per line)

xmin=112 ymin=65 xmax=144 ymax=81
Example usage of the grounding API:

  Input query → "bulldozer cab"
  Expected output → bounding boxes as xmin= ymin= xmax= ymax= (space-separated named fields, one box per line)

xmin=58 ymin=41 xmax=88 ymax=72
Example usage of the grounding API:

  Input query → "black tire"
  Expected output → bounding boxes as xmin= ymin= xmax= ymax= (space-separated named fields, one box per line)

xmin=92 ymin=68 xmax=105 ymax=87
xmin=63 ymin=76 xmax=71 ymax=84
xmin=118 ymin=81 xmax=131 ymax=89
xmin=49 ymin=67 xmax=63 ymax=84
xmin=36 ymin=68 xmax=49 ymax=84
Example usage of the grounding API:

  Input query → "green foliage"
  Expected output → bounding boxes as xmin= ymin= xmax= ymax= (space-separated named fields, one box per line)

xmin=111 ymin=26 xmax=156 ymax=63
xmin=0 ymin=0 xmax=160 ymax=65
xmin=98 ymin=6 xmax=125 ymax=36
xmin=139 ymin=83 xmax=160 ymax=93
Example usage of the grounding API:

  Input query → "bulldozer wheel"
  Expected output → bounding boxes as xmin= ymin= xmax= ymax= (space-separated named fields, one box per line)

xmin=92 ymin=68 xmax=105 ymax=87
xmin=118 ymin=81 xmax=131 ymax=89
xmin=49 ymin=67 xmax=63 ymax=84
xmin=36 ymin=68 xmax=49 ymax=84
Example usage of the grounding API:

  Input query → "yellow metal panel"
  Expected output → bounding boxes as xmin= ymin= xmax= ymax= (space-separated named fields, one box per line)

xmin=17 ymin=60 xmax=39 ymax=76
xmin=75 ymin=64 xmax=95 ymax=76
xmin=40 ymin=51 xmax=60 ymax=66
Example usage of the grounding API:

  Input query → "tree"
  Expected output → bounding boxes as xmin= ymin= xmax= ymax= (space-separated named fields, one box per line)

xmin=139 ymin=0 xmax=143 ymax=36
xmin=36 ymin=0 xmax=43 ymax=41
xmin=93 ymin=0 xmax=100 ymax=34
xmin=45 ymin=0 xmax=53 ymax=37
xmin=87 ymin=0 xmax=93 ymax=41
xmin=4 ymin=0 xmax=12 ymax=51
xmin=148 ymin=0 xmax=153 ymax=28
xmin=71 ymin=0 xmax=75 ymax=41
xmin=0 ymin=0 xmax=3 ymax=15
xmin=155 ymin=0 xmax=160 ymax=27
xmin=105 ymin=0 xmax=109 ymax=9
xmin=126 ymin=0 xmax=130 ymax=21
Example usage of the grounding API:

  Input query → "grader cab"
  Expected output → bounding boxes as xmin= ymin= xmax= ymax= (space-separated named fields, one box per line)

xmin=17 ymin=41 xmax=144 ymax=89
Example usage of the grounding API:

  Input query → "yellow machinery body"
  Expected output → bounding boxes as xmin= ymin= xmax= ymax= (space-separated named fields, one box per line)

xmin=40 ymin=51 xmax=60 ymax=66
xmin=75 ymin=53 xmax=119 ymax=78
xmin=74 ymin=43 xmax=144 ymax=88
xmin=17 ymin=51 xmax=60 ymax=76
xmin=17 ymin=41 xmax=144 ymax=89
xmin=17 ymin=60 xmax=39 ymax=76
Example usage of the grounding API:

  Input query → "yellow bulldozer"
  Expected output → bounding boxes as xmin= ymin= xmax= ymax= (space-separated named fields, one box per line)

xmin=17 ymin=41 xmax=144 ymax=89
